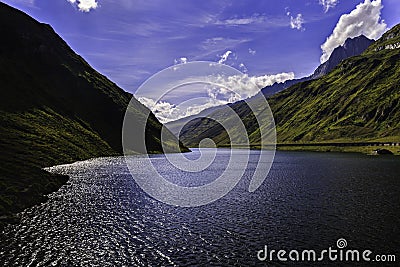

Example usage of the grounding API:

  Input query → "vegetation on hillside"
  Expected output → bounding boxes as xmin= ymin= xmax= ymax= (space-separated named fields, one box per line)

xmin=0 ymin=3 xmax=186 ymax=221
xmin=179 ymin=24 xmax=400 ymax=150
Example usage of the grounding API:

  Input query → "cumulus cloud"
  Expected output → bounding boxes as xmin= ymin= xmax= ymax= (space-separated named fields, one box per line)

xmin=137 ymin=97 xmax=180 ymax=124
xmin=289 ymin=13 xmax=305 ymax=31
xmin=218 ymin=50 xmax=233 ymax=64
xmin=320 ymin=0 xmax=387 ymax=63
xmin=138 ymin=96 xmax=227 ymax=123
xmin=247 ymin=72 xmax=295 ymax=88
xmin=138 ymin=72 xmax=295 ymax=123
xmin=319 ymin=0 xmax=339 ymax=12
xmin=185 ymin=100 xmax=227 ymax=117
xmin=67 ymin=0 xmax=98 ymax=12
xmin=210 ymin=72 xmax=295 ymax=100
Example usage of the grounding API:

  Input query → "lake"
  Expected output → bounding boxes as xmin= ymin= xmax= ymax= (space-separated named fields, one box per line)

xmin=1 ymin=149 xmax=399 ymax=266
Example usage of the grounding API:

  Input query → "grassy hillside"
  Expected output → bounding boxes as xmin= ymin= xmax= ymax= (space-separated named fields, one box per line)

xmin=178 ymin=98 xmax=265 ymax=148
xmin=169 ymin=36 xmax=373 ymax=139
xmin=0 ymin=3 xmax=186 ymax=221
xmin=165 ymin=105 xmax=225 ymax=137
xmin=179 ymin=24 xmax=400 ymax=148
xmin=267 ymin=24 xmax=400 ymax=143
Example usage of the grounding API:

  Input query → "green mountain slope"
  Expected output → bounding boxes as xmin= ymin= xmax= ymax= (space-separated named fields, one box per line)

xmin=178 ymin=97 xmax=266 ymax=148
xmin=266 ymin=24 xmax=400 ymax=144
xmin=179 ymin=24 xmax=400 ymax=147
xmin=0 ymin=3 xmax=185 ymax=220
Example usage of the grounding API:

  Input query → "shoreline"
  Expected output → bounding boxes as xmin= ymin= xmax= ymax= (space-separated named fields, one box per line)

xmin=275 ymin=145 xmax=400 ymax=156
xmin=0 ymin=170 xmax=69 ymax=230
xmin=0 ymin=150 xmax=178 ymax=230
xmin=2 ymin=144 xmax=398 ymax=229
xmin=218 ymin=142 xmax=400 ymax=156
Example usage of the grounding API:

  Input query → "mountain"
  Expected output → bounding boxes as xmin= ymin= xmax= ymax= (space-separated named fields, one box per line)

xmin=311 ymin=35 xmax=374 ymax=79
xmin=261 ymin=35 xmax=373 ymax=96
xmin=165 ymin=35 xmax=373 ymax=139
xmin=165 ymin=105 xmax=225 ymax=136
xmin=167 ymin=35 xmax=374 ymax=137
xmin=179 ymin=24 xmax=400 ymax=147
xmin=0 ymin=2 xmax=186 ymax=220
xmin=260 ymin=76 xmax=309 ymax=96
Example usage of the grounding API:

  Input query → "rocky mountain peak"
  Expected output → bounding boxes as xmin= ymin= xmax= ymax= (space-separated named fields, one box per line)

xmin=312 ymin=35 xmax=373 ymax=79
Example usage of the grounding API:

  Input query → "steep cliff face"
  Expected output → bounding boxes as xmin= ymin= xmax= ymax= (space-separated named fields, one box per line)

xmin=311 ymin=35 xmax=373 ymax=79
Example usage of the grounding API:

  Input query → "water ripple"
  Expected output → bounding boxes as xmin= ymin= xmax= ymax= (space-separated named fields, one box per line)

xmin=1 ymin=151 xmax=400 ymax=266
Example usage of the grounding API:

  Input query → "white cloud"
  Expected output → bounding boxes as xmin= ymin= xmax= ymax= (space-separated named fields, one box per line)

xmin=138 ymin=96 xmax=227 ymax=124
xmin=137 ymin=97 xmax=179 ymax=124
xmin=249 ymin=72 xmax=295 ymax=88
xmin=67 ymin=0 xmax=98 ymax=12
xmin=174 ymin=57 xmax=188 ymax=64
xmin=248 ymin=48 xmax=256 ymax=55
xmin=320 ymin=0 xmax=387 ymax=63
xmin=185 ymin=101 xmax=227 ymax=117
xmin=290 ymin=13 xmax=305 ymax=31
xmin=210 ymin=72 xmax=295 ymax=100
xmin=319 ymin=0 xmax=339 ymax=12
xmin=218 ymin=50 xmax=233 ymax=64
xmin=138 ymin=72 xmax=295 ymax=123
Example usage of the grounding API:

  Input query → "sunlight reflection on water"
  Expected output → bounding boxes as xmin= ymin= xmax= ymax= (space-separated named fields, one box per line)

xmin=1 ymin=150 xmax=399 ymax=266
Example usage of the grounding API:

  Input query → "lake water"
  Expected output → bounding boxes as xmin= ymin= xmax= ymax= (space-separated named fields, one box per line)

xmin=1 ymin=149 xmax=399 ymax=266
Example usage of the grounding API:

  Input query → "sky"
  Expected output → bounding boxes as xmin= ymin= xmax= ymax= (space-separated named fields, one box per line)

xmin=3 ymin=0 xmax=400 ymax=123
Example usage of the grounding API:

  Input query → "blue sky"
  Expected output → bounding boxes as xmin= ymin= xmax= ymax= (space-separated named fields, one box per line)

xmin=3 ymin=0 xmax=400 ymax=122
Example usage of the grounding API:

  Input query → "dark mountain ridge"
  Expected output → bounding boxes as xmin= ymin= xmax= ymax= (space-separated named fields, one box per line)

xmin=0 ymin=2 xmax=185 ymax=220
xmin=312 ymin=35 xmax=374 ymax=79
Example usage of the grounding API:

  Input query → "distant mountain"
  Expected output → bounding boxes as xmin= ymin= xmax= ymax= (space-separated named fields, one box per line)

xmin=260 ymin=76 xmax=309 ymax=96
xmin=165 ymin=105 xmax=225 ymax=136
xmin=179 ymin=24 xmax=400 ymax=147
xmin=0 ymin=2 xmax=186 ymax=220
xmin=166 ymin=35 xmax=373 ymax=137
xmin=261 ymin=35 xmax=373 ymax=96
